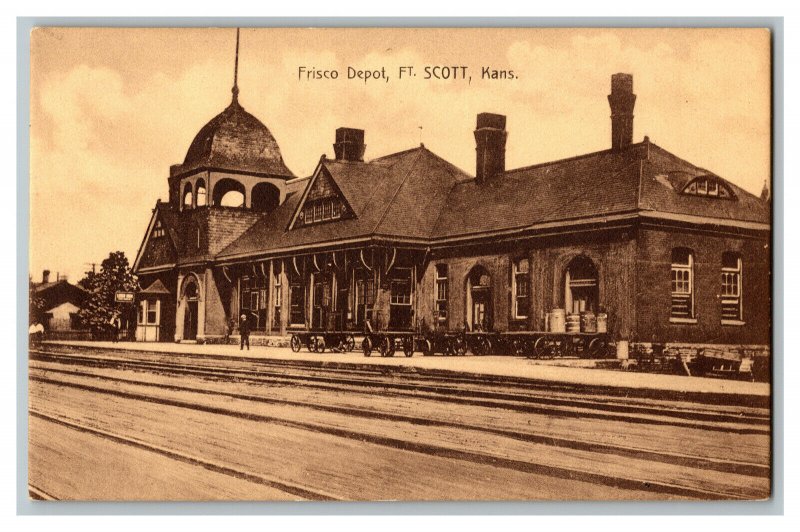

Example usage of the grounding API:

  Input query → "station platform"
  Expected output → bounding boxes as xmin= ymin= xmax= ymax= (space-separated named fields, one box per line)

xmin=38 ymin=340 xmax=769 ymax=398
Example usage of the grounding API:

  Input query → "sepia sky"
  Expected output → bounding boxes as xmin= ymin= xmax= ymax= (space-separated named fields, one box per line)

xmin=29 ymin=27 xmax=771 ymax=282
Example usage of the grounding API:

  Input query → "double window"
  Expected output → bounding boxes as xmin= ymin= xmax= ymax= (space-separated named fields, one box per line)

xmin=670 ymin=248 xmax=695 ymax=320
xmin=512 ymin=258 xmax=530 ymax=319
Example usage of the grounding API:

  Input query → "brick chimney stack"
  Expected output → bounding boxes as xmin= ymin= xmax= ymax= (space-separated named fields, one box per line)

xmin=608 ymin=73 xmax=636 ymax=151
xmin=474 ymin=112 xmax=507 ymax=184
xmin=333 ymin=128 xmax=366 ymax=162
xmin=42 ymin=270 xmax=50 ymax=283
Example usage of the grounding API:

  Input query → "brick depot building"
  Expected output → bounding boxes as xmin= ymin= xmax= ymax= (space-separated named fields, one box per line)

xmin=132 ymin=73 xmax=770 ymax=353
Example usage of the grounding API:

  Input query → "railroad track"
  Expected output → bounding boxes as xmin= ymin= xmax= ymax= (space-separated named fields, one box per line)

xmin=30 ymin=348 xmax=770 ymax=431
xmin=28 ymin=346 xmax=771 ymax=500
xmin=29 ymin=410 xmax=338 ymax=501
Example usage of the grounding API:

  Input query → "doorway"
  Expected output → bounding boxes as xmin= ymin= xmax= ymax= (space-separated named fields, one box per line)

xmin=466 ymin=266 xmax=493 ymax=331
xmin=184 ymin=300 xmax=198 ymax=340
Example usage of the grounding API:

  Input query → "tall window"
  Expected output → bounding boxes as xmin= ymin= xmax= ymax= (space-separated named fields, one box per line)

xmin=670 ymin=248 xmax=695 ymax=320
xmin=512 ymin=258 xmax=530 ymax=319
xmin=289 ymin=268 xmax=306 ymax=326
xmin=389 ymin=268 xmax=413 ymax=330
xmin=354 ymin=269 xmax=375 ymax=327
xmin=721 ymin=252 xmax=743 ymax=322
xmin=435 ymin=264 xmax=448 ymax=327
xmin=273 ymin=263 xmax=282 ymax=328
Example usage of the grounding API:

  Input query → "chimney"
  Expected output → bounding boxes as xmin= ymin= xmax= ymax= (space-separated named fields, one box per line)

xmin=474 ymin=112 xmax=507 ymax=184
xmin=42 ymin=270 xmax=50 ymax=283
xmin=608 ymin=73 xmax=636 ymax=151
xmin=333 ymin=128 xmax=366 ymax=162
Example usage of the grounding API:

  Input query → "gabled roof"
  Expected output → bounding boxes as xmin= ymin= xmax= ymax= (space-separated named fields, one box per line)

xmin=141 ymin=279 xmax=172 ymax=295
xmin=132 ymin=202 xmax=181 ymax=272
xmin=218 ymin=146 xmax=470 ymax=259
xmin=209 ymin=139 xmax=769 ymax=262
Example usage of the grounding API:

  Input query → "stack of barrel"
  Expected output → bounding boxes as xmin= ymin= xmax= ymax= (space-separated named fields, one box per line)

xmin=548 ymin=308 xmax=608 ymax=333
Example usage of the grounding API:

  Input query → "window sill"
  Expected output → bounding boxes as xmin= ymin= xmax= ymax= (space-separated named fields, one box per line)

xmin=721 ymin=319 xmax=746 ymax=326
xmin=669 ymin=317 xmax=698 ymax=324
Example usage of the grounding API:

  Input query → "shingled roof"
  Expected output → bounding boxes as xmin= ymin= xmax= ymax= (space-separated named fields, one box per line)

xmin=214 ymin=139 xmax=768 ymax=262
xmin=217 ymin=146 xmax=470 ymax=259
xmin=171 ymin=99 xmax=295 ymax=179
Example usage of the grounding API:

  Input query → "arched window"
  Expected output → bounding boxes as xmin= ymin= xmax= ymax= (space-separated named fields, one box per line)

xmin=681 ymin=175 xmax=736 ymax=199
xmin=670 ymin=248 xmax=695 ymax=320
xmin=182 ymin=182 xmax=193 ymax=209
xmin=196 ymin=179 xmax=207 ymax=207
xmin=564 ymin=256 xmax=598 ymax=314
xmin=721 ymin=252 xmax=743 ymax=323
xmin=251 ymin=182 xmax=280 ymax=212
xmin=212 ymin=178 xmax=246 ymax=207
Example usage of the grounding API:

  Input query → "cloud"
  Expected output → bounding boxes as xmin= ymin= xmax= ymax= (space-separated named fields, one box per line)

xmin=29 ymin=28 xmax=770 ymax=281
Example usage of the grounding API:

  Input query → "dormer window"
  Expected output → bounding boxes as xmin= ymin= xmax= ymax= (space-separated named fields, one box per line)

xmin=681 ymin=175 xmax=736 ymax=199
xmin=296 ymin=197 xmax=346 ymax=227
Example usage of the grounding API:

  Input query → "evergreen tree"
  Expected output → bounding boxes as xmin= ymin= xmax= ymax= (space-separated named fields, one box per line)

xmin=78 ymin=251 xmax=139 ymax=337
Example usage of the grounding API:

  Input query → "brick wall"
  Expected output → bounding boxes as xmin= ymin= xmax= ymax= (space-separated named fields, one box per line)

xmin=419 ymin=230 xmax=637 ymax=336
xmin=635 ymin=227 xmax=770 ymax=344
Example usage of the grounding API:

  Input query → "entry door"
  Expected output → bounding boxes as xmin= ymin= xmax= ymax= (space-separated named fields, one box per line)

xmin=471 ymin=288 xmax=491 ymax=331
xmin=312 ymin=274 xmax=331 ymax=329
xmin=184 ymin=301 xmax=198 ymax=340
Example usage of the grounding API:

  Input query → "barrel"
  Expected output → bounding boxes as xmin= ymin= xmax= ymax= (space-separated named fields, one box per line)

xmin=580 ymin=311 xmax=597 ymax=333
xmin=616 ymin=340 xmax=629 ymax=360
xmin=565 ymin=313 xmax=581 ymax=333
xmin=549 ymin=309 xmax=566 ymax=333
xmin=596 ymin=312 xmax=608 ymax=333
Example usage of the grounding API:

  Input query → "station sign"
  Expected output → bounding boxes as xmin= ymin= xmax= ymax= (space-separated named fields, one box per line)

xmin=115 ymin=291 xmax=135 ymax=303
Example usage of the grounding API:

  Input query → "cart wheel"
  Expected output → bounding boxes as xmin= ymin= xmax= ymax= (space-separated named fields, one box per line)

xmin=421 ymin=339 xmax=434 ymax=356
xmin=345 ymin=335 xmax=356 ymax=352
xmin=362 ymin=337 xmax=372 ymax=357
xmin=403 ymin=336 xmax=414 ymax=357
xmin=290 ymin=335 xmax=301 ymax=353
xmin=587 ymin=338 xmax=606 ymax=359
xmin=532 ymin=336 xmax=548 ymax=359
xmin=378 ymin=336 xmax=392 ymax=357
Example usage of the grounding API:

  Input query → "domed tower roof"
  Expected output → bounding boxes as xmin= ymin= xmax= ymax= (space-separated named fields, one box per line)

xmin=175 ymin=98 xmax=295 ymax=179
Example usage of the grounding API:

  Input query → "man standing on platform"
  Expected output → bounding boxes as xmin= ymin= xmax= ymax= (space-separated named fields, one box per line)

xmin=239 ymin=312 xmax=250 ymax=351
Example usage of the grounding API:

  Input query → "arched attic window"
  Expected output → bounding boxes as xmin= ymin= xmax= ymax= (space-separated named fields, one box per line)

xmin=183 ymin=182 xmax=193 ymax=209
xmin=196 ymin=179 xmax=207 ymax=207
xmin=681 ymin=175 xmax=736 ymax=199
xmin=212 ymin=178 xmax=246 ymax=207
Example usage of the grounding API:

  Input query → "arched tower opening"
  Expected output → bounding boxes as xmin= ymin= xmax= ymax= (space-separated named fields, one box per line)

xmin=251 ymin=182 xmax=280 ymax=212
xmin=212 ymin=178 xmax=246 ymax=207
xmin=182 ymin=182 xmax=193 ymax=210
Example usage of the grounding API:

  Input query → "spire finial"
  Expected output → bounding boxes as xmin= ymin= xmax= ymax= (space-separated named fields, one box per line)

xmin=232 ymin=27 xmax=240 ymax=103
